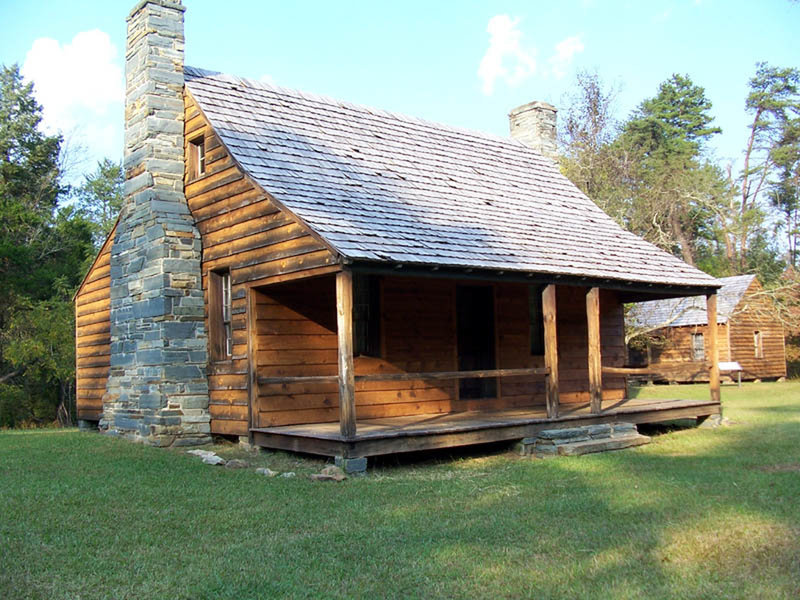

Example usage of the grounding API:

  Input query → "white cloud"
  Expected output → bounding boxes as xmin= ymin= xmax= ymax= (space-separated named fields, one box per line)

xmin=21 ymin=29 xmax=124 ymax=176
xmin=548 ymin=35 xmax=585 ymax=79
xmin=478 ymin=15 xmax=537 ymax=96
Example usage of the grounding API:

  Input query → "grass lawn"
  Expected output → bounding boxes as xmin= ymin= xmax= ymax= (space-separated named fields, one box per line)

xmin=2 ymin=382 xmax=799 ymax=599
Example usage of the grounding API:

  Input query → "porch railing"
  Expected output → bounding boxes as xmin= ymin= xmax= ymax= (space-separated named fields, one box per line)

xmin=257 ymin=367 xmax=556 ymax=426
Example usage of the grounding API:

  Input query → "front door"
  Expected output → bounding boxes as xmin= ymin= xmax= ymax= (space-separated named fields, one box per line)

xmin=456 ymin=285 xmax=497 ymax=399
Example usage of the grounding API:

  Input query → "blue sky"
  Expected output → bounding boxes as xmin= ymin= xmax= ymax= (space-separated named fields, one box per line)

xmin=2 ymin=0 xmax=798 ymax=183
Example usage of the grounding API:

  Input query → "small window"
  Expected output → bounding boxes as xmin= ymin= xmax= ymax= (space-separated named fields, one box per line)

xmin=209 ymin=270 xmax=232 ymax=360
xmin=529 ymin=285 xmax=545 ymax=355
xmin=691 ymin=333 xmax=704 ymax=361
xmin=353 ymin=274 xmax=381 ymax=357
xmin=754 ymin=331 xmax=763 ymax=359
xmin=190 ymin=136 xmax=206 ymax=179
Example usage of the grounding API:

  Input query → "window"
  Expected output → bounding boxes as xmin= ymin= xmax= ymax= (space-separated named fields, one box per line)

xmin=189 ymin=136 xmax=206 ymax=179
xmin=529 ymin=285 xmax=545 ymax=355
xmin=691 ymin=333 xmax=704 ymax=361
xmin=754 ymin=330 xmax=763 ymax=359
xmin=353 ymin=274 xmax=381 ymax=357
xmin=209 ymin=270 xmax=232 ymax=360
xmin=457 ymin=285 xmax=497 ymax=399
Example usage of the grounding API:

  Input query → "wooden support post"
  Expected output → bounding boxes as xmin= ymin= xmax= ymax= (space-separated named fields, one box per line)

xmin=707 ymin=293 xmax=721 ymax=405
xmin=542 ymin=285 xmax=559 ymax=419
xmin=337 ymin=270 xmax=357 ymax=439
xmin=246 ymin=287 xmax=259 ymax=441
xmin=586 ymin=287 xmax=603 ymax=414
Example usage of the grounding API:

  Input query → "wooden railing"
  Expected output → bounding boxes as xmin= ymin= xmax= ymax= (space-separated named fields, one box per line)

xmin=257 ymin=367 xmax=557 ymax=421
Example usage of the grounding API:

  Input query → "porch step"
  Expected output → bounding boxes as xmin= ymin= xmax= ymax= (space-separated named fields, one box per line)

xmin=518 ymin=422 xmax=651 ymax=458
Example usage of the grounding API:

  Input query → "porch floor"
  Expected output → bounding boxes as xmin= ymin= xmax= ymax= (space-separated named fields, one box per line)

xmin=251 ymin=397 xmax=721 ymax=459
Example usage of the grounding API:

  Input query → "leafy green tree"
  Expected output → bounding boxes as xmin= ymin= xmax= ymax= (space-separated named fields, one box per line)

xmin=74 ymin=158 xmax=123 ymax=246
xmin=0 ymin=64 xmax=94 ymax=426
xmin=618 ymin=74 xmax=725 ymax=267
xmin=729 ymin=63 xmax=800 ymax=271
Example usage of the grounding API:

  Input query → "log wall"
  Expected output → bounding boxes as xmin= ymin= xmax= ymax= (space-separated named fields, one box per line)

xmin=253 ymin=278 xmax=627 ymax=427
xmin=645 ymin=279 xmax=785 ymax=381
xmin=75 ymin=225 xmax=115 ymax=422
xmin=728 ymin=280 xmax=786 ymax=379
xmin=184 ymin=91 xmax=337 ymax=436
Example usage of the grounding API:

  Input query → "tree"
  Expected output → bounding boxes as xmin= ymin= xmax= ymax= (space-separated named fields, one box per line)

xmin=0 ymin=64 xmax=94 ymax=426
xmin=74 ymin=158 xmax=123 ymax=246
xmin=726 ymin=63 xmax=800 ymax=271
xmin=618 ymin=74 xmax=725 ymax=267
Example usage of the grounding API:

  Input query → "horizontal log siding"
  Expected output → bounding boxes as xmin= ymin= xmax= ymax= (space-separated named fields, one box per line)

xmin=75 ymin=225 xmax=115 ymax=421
xmin=553 ymin=285 xmax=626 ymax=404
xmin=729 ymin=279 xmax=786 ymax=379
xmin=253 ymin=277 xmax=628 ymax=427
xmin=647 ymin=324 xmax=730 ymax=382
xmin=184 ymin=92 xmax=337 ymax=436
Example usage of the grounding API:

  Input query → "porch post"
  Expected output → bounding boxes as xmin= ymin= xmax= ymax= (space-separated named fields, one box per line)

xmin=246 ymin=287 xmax=259 ymax=442
xmin=542 ymin=285 xmax=559 ymax=418
xmin=336 ymin=270 xmax=357 ymax=438
xmin=586 ymin=287 xmax=602 ymax=414
xmin=707 ymin=292 xmax=720 ymax=404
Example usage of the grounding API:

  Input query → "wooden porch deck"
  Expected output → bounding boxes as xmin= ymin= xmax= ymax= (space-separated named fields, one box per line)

xmin=251 ymin=397 xmax=721 ymax=459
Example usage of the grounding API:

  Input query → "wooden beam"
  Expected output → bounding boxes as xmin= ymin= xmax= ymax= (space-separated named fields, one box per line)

xmin=257 ymin=368 xmax=549 ymax=386
xmin=246 ymin=287 xmax=259 ymax=439
xmin=587 ymin=287 xmax=602 ymax=414
xmin=542 ymin=284 xmax=559 ymax=419
xmin=356 ymin=367 xmax=549 ymax=383
xmin=336 ymin=270 xmax=357 ymax=439
xmin=707 ymin=292 xmax=721 ymax=405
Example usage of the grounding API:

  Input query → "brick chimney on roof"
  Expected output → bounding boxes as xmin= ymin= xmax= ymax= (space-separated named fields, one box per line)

xmin=101 ymin=0 xmax=211 ymax=446
xmin=508 ymin=101 xmax=558 ymax=161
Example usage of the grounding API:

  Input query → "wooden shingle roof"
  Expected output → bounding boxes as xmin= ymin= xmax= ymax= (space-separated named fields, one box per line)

xmin=185 ymin=67 xmax=720 ymax=291
xmin=628 ymin=274 xmax=757 ymax=328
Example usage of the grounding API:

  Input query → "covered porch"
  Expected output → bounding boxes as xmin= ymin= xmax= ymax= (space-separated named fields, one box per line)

xmin=245 ymin=269 xmax=722 ymax=462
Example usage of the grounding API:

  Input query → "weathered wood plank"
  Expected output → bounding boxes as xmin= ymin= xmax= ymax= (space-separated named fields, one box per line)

xmin=707 ymin=292 xmax=720 ymax=404
xmin=586 ymin=287 xmax=602 ymax=414
xmin=337 ymin=270 xmax=356 ymax=439
xmin=542 ymin=284 xmax=559 ymax=418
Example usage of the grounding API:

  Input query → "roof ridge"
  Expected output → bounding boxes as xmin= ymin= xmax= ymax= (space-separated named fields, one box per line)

xmin=184 ymin=65 xmax=542 ymax=157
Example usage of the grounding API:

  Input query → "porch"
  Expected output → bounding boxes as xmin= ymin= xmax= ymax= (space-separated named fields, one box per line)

xmin=251 ymin=395 xmax=720 ymax=459
xmin=243 ymin=270 xmax=723 ymax=461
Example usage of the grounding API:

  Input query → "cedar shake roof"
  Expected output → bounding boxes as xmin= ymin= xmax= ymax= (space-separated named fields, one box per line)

xmin=185 ymin=67 xmax=720 ymax=290
xmin=629 ymin=274 xmax=757 ymax=328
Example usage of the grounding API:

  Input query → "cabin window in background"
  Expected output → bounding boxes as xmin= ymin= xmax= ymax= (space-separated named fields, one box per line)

xmin=691 ymin=333 xmax=704 ymax=361
xmin=754 ymin=330 xmax=763 ymax=359
xmin=209 ymin=270 xmax=232 ymax=360
xmin=190 ymin=136 xmax=206 ymax=179
xmin=457 ymin=285 xmax=497 ymax=399
xmin=529 ymin=285 xmax=545 ymax=355
xmin=353 ymin=274 xmax=381 ymax=357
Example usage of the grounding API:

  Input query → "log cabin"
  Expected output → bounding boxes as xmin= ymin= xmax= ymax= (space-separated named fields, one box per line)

xmin=74 ymin=0 xmax=723 ymax=469
xmin=627 ymin=274 xmax=786 ymax=382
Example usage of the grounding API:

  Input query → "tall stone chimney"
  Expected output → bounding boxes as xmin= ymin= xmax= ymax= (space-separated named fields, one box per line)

xmin=101 ymin=0 xmax=211 ymax=446
xmin=509 ymin=101 xmax=558 ymax=161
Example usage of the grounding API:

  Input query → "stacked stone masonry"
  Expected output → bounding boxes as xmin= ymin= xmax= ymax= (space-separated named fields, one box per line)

xmin=101 ymin=0 xmax=211 ymax=446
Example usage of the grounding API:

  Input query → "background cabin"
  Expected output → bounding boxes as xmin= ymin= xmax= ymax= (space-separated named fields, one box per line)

xmin=627 ymin=275 xmax=786 ymax=382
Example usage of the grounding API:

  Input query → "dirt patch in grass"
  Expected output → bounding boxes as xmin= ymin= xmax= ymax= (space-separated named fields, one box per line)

xmin=757 ymin=463 xmax=800 ymax=473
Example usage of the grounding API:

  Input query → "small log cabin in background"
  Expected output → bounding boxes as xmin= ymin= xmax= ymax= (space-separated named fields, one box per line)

xmin=74 ymin=0 xmax=724 ymax=468
xmin=627 ymin=275 xmax=786 ymax=382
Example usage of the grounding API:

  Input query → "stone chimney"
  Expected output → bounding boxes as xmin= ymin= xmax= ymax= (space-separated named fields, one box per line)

xmin=509 ymin=101 xmax=558 ymax=161
xmin=101 ymin=0 xmax=211 ymax=446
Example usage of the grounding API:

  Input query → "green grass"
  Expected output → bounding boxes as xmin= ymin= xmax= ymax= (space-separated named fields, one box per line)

xmin=2 ymin=382 xmax=799 ymax=599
